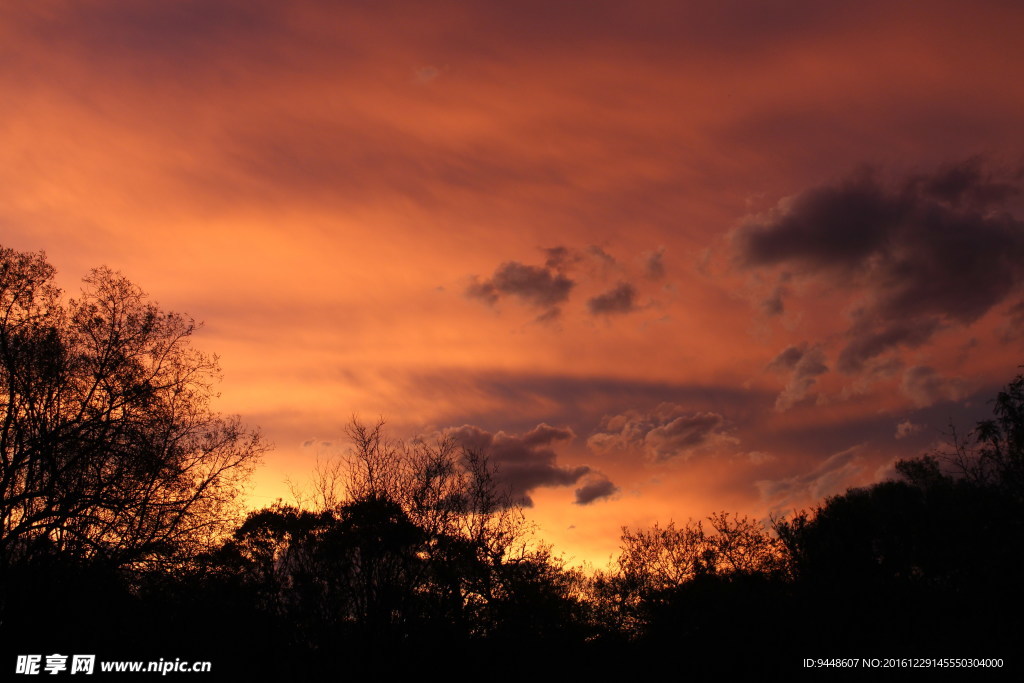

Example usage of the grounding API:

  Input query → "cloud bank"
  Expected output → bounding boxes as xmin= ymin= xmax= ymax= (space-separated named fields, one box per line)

xmin=736 ymin=159 xmax=1024 ymax=374
xmin=445 ymin=422 xmax=590 ymax=507
xmin=588 ymin=403 xmax=738 ymax=462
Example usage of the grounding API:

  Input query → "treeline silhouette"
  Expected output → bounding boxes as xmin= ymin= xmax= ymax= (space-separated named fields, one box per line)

xmin=2 ymin=249 xmax=1022 ymax=676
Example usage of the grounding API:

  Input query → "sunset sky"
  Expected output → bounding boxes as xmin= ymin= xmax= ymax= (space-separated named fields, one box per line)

xmin=3 ymin=0 xmax=1024 ymax=566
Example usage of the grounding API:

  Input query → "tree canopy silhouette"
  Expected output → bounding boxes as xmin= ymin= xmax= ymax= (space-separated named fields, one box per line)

xmin=767 ymin=371 xmax=1024 ymax=654
xmin=0 ymin=247 xmax=265 ymax=574
xmin=213 ymin=418 xmax=592 ymax=671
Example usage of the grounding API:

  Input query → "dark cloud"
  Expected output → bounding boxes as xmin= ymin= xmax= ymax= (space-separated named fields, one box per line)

xmin=586 ymin=245 xmax=617 ymax=269
xmin=642 ymin=247 xmax=666 ymax=280
xmin=533 ymin=307 xmax=563 ymax=324
xmin=901 ymin=366 xmax=964 ymax=408
xmin=735 ymin=160 xmax=1024 ymax=372
xmin=761 ymin=286 xmax=785 ymax=316
xmin=587 ymin=282 xmax=638 ymax=315
xmin=544 ymin=244 xmax=619 ymax=275
xmin=760 ymin=271 xmax=791 ymax=317
xmin=573 ymin=476 xmax=618 ymax=505
xmin=747 ymin=378 xmax=1004 ymax=465
xmin=837 ymin=317 xmax=944 ymax=373
xmin=470 ymin=246 xmax=654 ymax=319
xmin=914 ymin=156 xmax=1020 ymax=208
xmin=758 ymin=445 xmax=865 ymax=510
xmin=546 ymin=244 xmax=620 ymax=279
xmin=389 ymin=369 xmax=772 ymax=435
xmin=543 ymin=246 xmax=577 ymax=272
xmin=466 ymin=261 xmax=575 ymax=319
xmin=736 ymin=171 xmax=904 ymax=271
xmin=465 ymin=277 xmax=499 ymax=306
xmin=487 ymin=262 xmax=574 ymax=307
xmin=445 ymin=423 xmax=588 ymax=507
xmin=766 ymin=345 xmax=806 ymax=372
xmin=767 ymin=344 xmax=829 ymax=411
xmin=588 ymin=403 xmax=738 ymax=462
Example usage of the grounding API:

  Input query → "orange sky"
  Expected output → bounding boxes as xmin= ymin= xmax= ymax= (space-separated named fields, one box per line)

xmin=3 ymin=0 xmax=1024 ymax=566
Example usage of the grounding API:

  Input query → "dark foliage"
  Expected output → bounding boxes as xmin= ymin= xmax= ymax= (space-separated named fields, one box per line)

xmin=0 ymin=248 xmax=265 ymax=575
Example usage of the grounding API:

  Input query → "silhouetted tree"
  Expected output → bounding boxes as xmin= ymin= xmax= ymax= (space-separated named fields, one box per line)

xmin=913 ymin=371 xmax=1024 ymax=499
xmin=595 ymin=512 xmax=787 ymax=645
xmin=308 ymin=418 xmax=536 ymax=635
xmin=0 ymin=247 xmax=265 ymax=574
xmin=978 ymin=372 xmax=1024 ymax=496
xmin=224 ymin=419 xmax=594 ymax=671
xmin=482 ymin=543 xmax=594 ymax=644
xmin=770 ymin=372 xmax=1024 ymax=653
xmin=614 ymin=512 xmax=785 ymax=594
